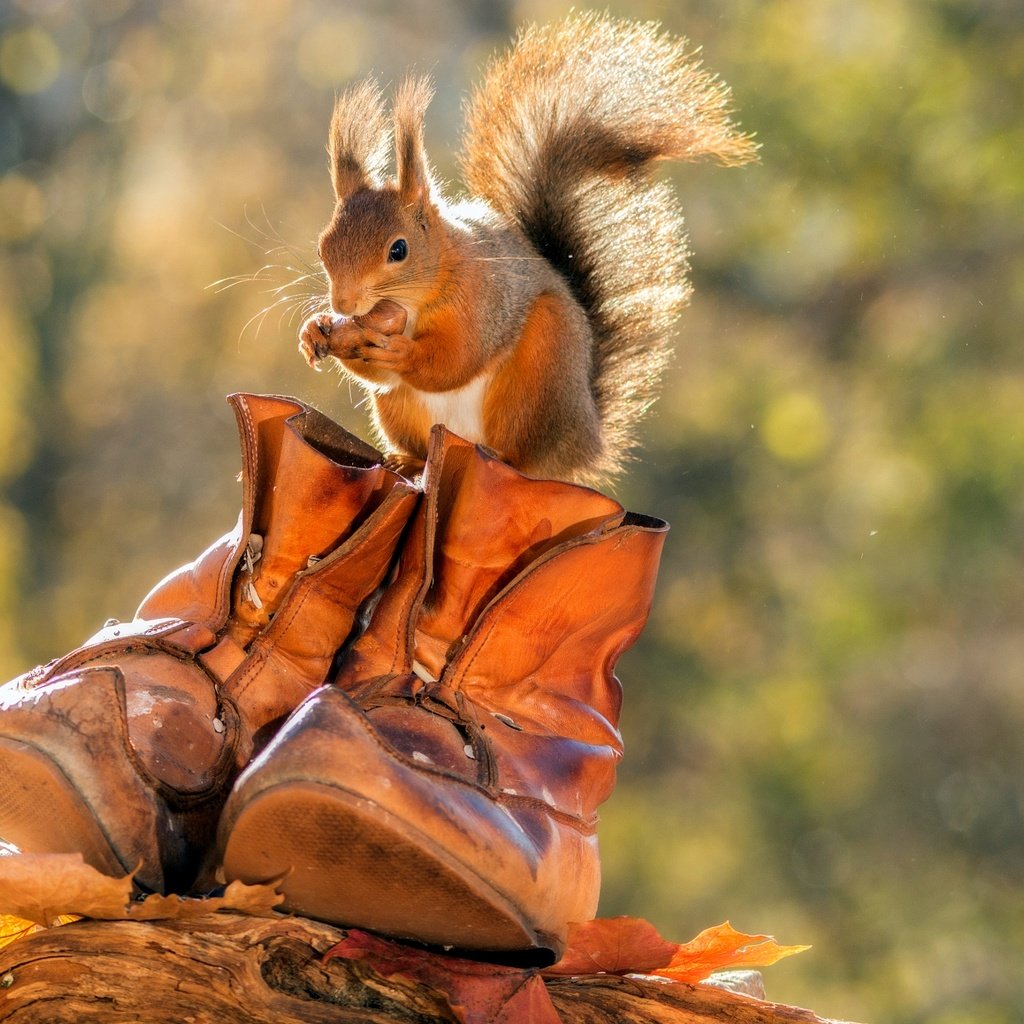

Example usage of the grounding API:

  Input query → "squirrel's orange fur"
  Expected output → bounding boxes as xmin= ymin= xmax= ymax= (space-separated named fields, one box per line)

xmin=299 ymin=13 xmax=755 ymax=485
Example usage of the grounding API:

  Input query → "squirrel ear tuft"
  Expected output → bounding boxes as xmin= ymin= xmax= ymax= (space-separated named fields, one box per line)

xmin=329 ymin=78 xmax=392 ymax=199
xmin=393 ymin=75 xmax=435 ymax=207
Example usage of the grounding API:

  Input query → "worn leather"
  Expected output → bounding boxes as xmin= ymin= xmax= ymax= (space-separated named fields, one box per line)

xmin=219 ymin=426 xmax=667 ymax=957
xmin=0 ymin=394 xmax=417 ymax=891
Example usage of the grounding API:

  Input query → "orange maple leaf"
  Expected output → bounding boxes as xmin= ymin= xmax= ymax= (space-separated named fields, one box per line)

xmin=652 ymin=921 xmax=810 ymax=984
xmin=545 ymin=917 xmax=808 ymax=985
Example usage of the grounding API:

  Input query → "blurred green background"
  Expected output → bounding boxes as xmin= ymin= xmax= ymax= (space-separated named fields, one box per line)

xmin=1 ymin=0 xmax=1021 ymax=1020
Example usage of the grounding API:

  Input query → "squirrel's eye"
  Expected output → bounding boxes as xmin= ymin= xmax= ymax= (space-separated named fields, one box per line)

xmin=388 ymin=238 xmax=408 ymax=263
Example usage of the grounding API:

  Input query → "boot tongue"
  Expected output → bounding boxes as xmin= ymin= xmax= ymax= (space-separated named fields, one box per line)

xmin=414 ymin=438 xmax=623 ymax=677
xmin=231 ymin=414 xmax=388 ymax=635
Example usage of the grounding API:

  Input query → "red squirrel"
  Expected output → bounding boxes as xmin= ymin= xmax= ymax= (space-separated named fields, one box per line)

xmin=299 ymin=13 xmax=755 ymax=485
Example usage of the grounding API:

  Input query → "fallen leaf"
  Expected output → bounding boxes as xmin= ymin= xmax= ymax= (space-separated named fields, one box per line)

xmin=1 ymin=914 xmax=40 ymax=951
xmin=0 ymin=853 xmax=132 ymax=926
xmin=545 ymin=917 xmax=808 ymax=987
xmin=127 ymin=878 xmax=285 ymax=921
xmin=0 ymin=852 xmax=283 ymax=932
xmin=0 ymin=913 xmax=79 ymax=951
xmin=324 ymin=929 xmax=562 ymax=1024
xmin=483 ymin=973 xmax=559 ymax=1024
xmin=652 ymin=921 xmax=810 ymax=984
xmin=543 ymin=916 xmax=679 ymax=976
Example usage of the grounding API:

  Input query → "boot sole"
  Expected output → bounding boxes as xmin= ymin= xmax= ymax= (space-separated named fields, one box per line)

xmin=0 ymin=738 xmax=126 ymax=876
xmin=222 ymin=780 xmax=553 ymax=957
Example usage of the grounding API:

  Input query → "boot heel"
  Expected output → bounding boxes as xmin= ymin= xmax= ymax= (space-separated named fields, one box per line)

xmin=223 ymin=780 xmax=550 ymax=958
xmin=0 ymin=738 xmax=125 ymax=876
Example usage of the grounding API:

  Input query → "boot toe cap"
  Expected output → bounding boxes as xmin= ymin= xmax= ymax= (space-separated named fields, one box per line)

xmin=218 ymin=686 xmax=599 ymax=960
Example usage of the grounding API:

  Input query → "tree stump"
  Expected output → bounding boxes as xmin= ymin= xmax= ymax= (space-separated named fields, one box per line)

xmin=0 ymin=913 xmax=858 ymax=1023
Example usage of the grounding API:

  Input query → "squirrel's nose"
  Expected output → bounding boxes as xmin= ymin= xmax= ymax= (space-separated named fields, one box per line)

xmin=329 ymin=284 xmax=359 ymax=317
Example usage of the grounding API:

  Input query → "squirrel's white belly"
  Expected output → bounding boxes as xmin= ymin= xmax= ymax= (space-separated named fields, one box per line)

xmin=413 ymin=375 xmax=488 ymax=442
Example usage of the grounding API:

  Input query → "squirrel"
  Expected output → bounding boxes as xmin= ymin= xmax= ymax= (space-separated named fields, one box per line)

xmin=298 ymin=12 xmax=755 ymax=485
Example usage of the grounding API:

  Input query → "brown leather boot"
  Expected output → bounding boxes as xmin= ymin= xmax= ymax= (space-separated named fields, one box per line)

xmin=0 ymin=394 xmax=417 ymax=892
xmin=217 ymin=426 xmax=667 ymax=961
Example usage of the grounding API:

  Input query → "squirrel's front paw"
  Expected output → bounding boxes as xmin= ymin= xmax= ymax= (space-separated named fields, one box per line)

xmin=381 ymin=451 xmax=426 ymax=480
xmin=349 ymin=333 xmax=416 ymax=373
xmin=298 ymin=313 xmax=339 ymax=370
xmin=299 ymin=301 xmax=409 ymax=371
xmin=297 ymin=312 xmax=374 ymax=367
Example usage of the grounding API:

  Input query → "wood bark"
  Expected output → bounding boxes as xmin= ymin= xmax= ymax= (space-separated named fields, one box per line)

xmin=0 ymin=913 xmax=857 ymax=1024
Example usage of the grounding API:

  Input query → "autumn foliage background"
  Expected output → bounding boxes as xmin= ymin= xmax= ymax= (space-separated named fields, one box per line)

xmin=0 ymin=1 xmax=1021 ymax=1022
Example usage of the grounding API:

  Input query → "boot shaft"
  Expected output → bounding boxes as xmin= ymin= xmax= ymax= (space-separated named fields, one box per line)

xmin=138 ymin=394 xmax=398 ymax=638
xmin=337 ymin=427 xmax=667 ymax=819
xmin=341 ymin=426 xmax=631 ymax=680
xmin=120 ymin=393 xmax=418 ymax=736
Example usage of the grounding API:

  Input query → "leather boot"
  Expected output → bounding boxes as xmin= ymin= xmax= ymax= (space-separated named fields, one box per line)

xmin=217 ymin=426 xmax=667 ymax=961
xmin=0 ymin=394 xmax=417 ymax=892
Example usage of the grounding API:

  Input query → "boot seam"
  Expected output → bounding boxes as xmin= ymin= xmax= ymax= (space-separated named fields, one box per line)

xmin=225 ymin=484 xmax=418 ymax=721
xmin=24 ymin=625 xmax=201 ymax=686
xmin=495 ymin=792 xmax=598 ymax=834
xmin=226 ymin=395 xmax=261 ymax=627
xmin=395 ymin=480 xmax=437 ymax=677
xmin=338 ymin=691 xmax=595 ymax=833
xmin=25 ymin=656 xmax=238 ymax=807
xmin=161 ymin=694 xmax=242 ymax=809
xmin=443 ymin=524 xmax=625 ymax=689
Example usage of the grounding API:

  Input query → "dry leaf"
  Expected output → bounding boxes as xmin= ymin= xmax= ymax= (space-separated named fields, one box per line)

xmin=127 ymin=879 xmax=284 ymax=921
xmin=0 ymin=852 xmax=282 ymax=936
xmin=0 ymin=914 xmax=36 ymax=952
xmin=324 ymin=928 xmax=562 ymax=1024
xmin=652 ymin=921 xmax=810 ymax=984
xmin=0 ymin=853 xmax=132 ymax=926
xmin=545 ymin=917 xmax=808 ymax=987
xmin=0 ymin=912 xmax=78 ymax=951
xmin=543 ymin=916 xmax=679 ymax=976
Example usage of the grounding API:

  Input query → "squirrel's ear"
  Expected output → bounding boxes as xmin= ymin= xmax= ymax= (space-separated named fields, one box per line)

xmin=393 ymin=75 xmax=435 ymax=207
xmin=328 ymin=78 xmax=392 ymax=200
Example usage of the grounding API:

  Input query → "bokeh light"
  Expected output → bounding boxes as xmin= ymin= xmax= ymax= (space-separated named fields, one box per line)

xmin=1 ymin=2 xmax=1021 ymax=1021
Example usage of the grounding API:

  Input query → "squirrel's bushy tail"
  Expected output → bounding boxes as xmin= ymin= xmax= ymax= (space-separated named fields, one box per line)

xmin=460 ymin=12 xmax=756 ymax=476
